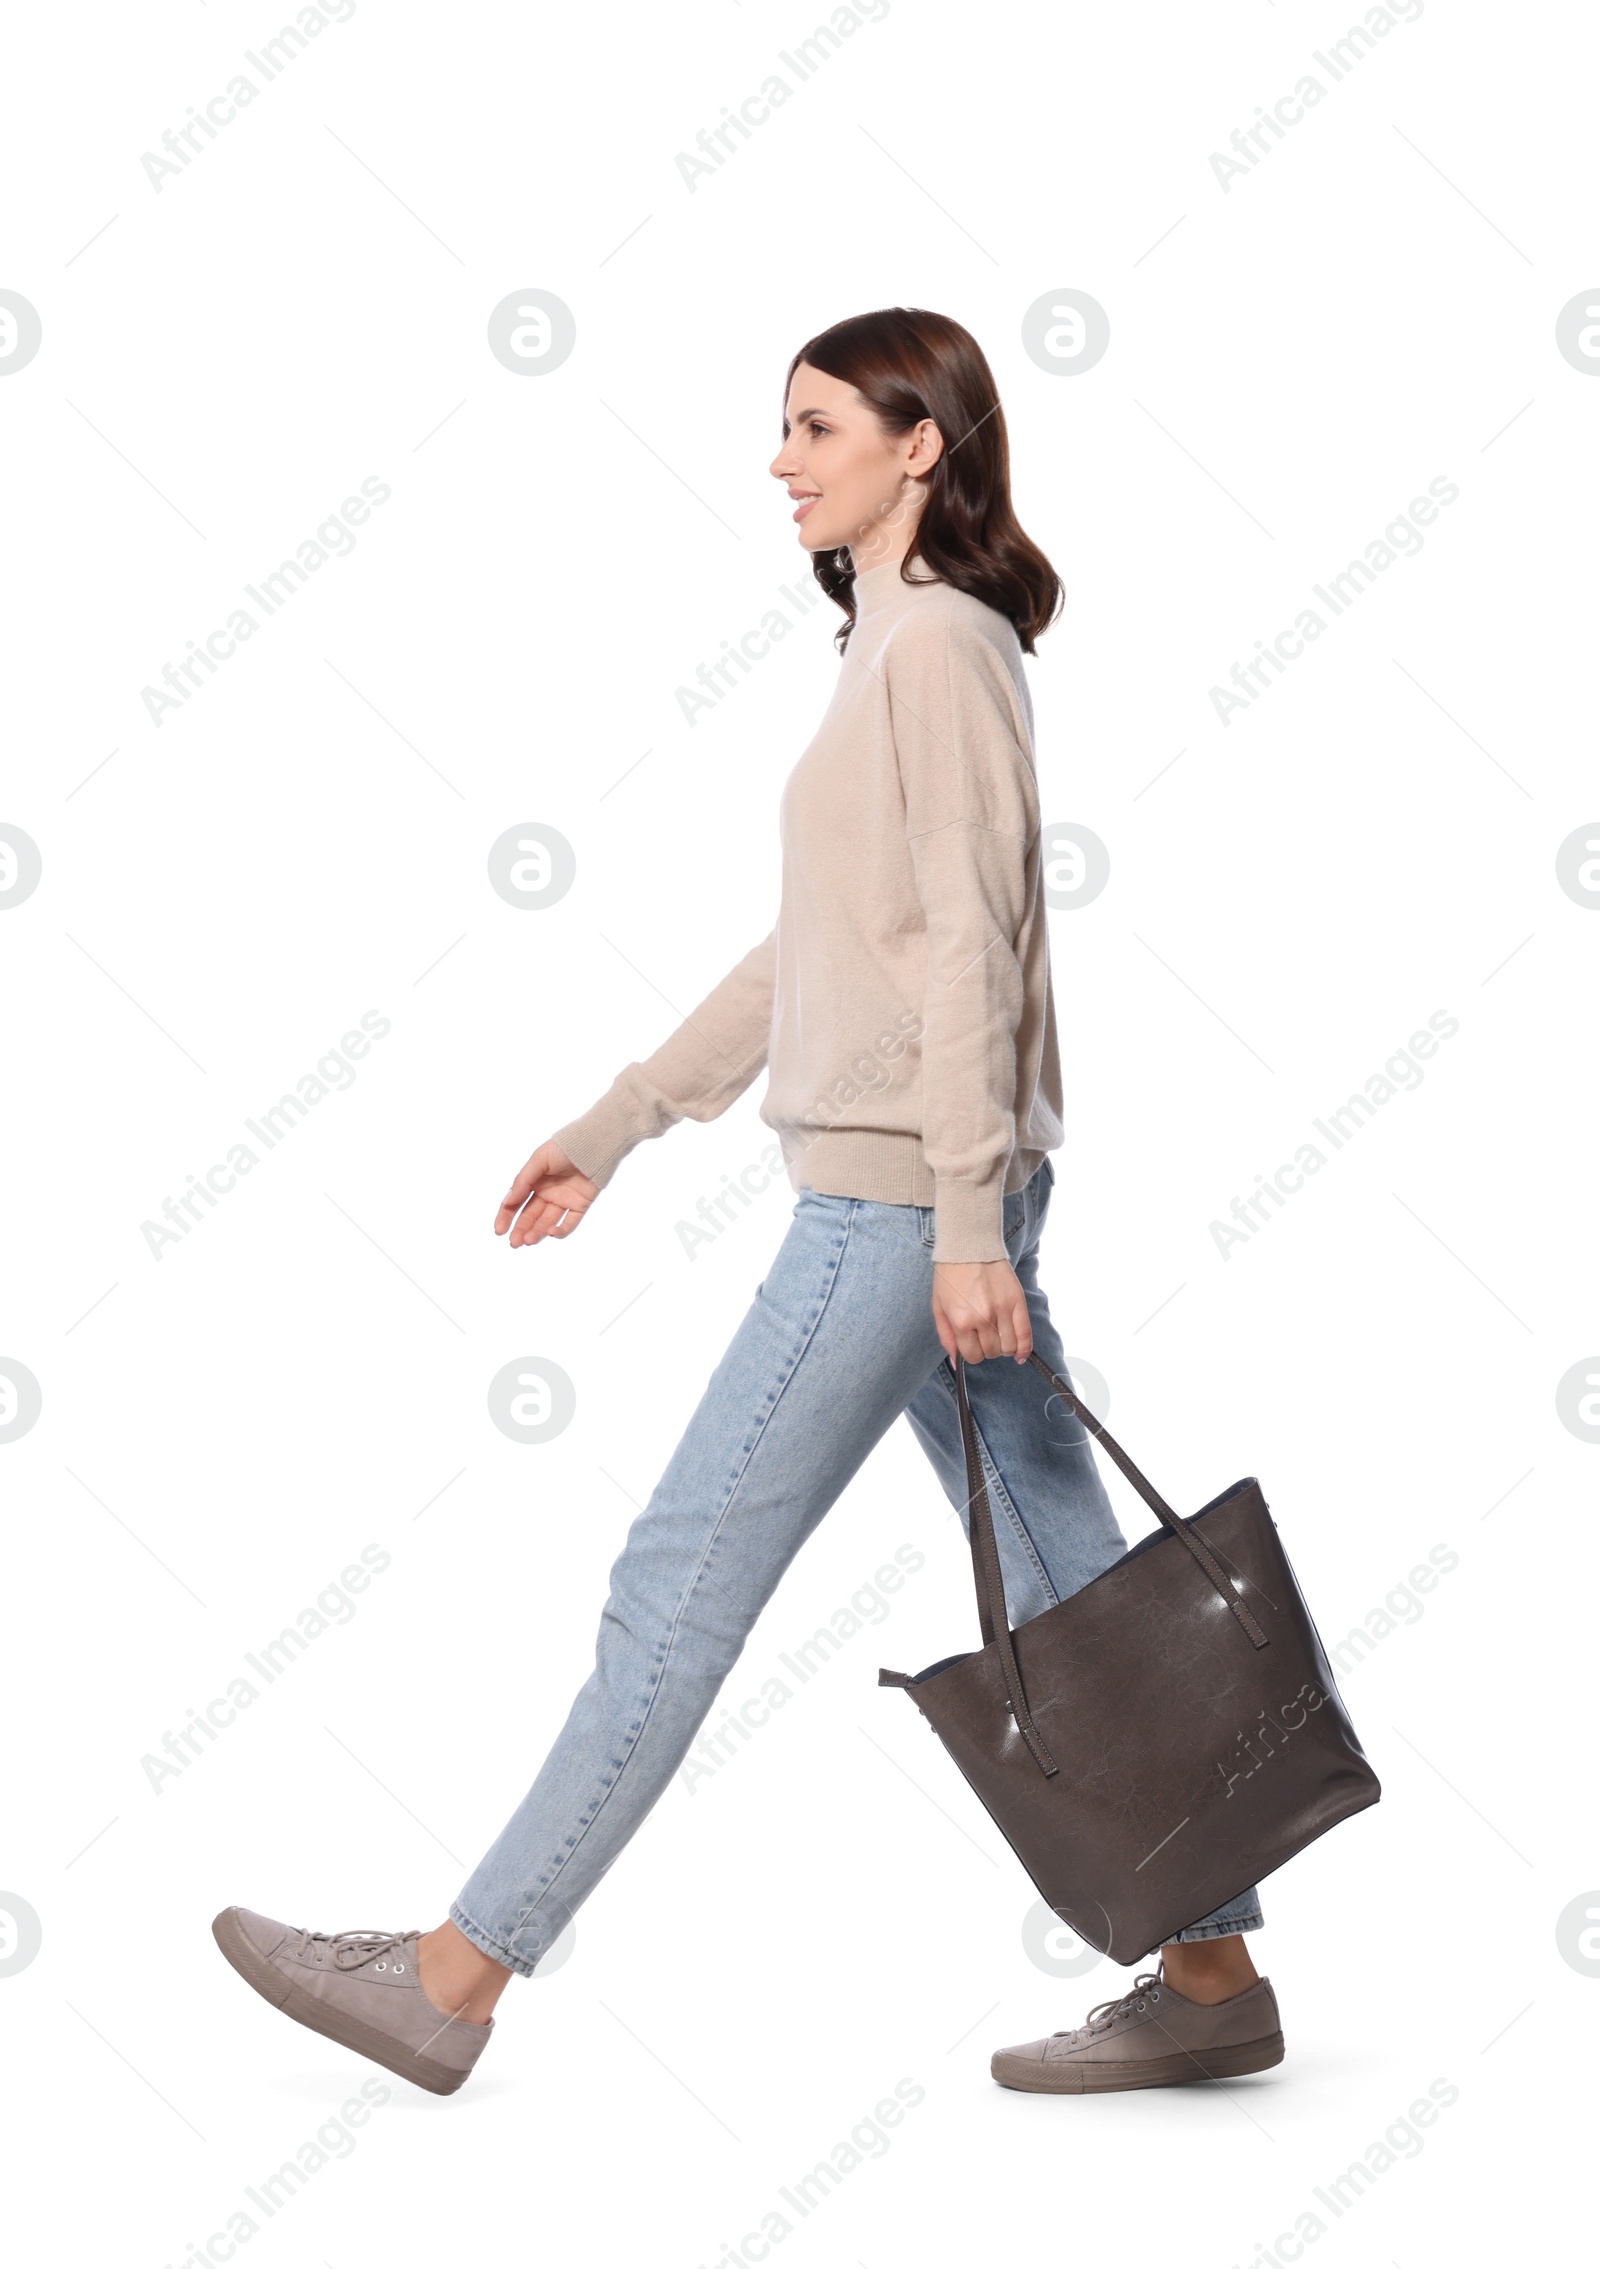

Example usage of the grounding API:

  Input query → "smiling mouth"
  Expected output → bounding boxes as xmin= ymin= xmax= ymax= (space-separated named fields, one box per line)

xmin=790 ymin=492 xmax=820 ymax=523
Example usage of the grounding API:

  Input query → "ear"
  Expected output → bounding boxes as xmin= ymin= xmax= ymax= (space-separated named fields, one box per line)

xmin=904 ymin=417 xmax=945 ymax=478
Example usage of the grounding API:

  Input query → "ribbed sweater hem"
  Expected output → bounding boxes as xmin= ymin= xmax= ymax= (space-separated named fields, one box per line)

xmin=783 ymin=1128 xmax=1047 ymax=1261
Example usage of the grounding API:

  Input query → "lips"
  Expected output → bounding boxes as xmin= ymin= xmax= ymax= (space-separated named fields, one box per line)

xmin=789 ymin=491 xmax=820 ymax=523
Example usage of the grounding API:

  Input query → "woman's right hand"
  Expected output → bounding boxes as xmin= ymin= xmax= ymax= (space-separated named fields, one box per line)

xmin=496 ymin=1140 xmax=600 ymax=1248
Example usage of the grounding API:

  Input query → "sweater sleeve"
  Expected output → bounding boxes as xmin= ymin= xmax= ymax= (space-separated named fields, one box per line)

xmin=551 ymin=928 xmax=777 ymax=1188
xmin=884 ymin=596 xmax=1038 ymax=1263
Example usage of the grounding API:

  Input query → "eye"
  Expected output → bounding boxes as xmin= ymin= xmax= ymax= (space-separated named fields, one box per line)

xmin=809 ymin=420 xmax=830 ymax=437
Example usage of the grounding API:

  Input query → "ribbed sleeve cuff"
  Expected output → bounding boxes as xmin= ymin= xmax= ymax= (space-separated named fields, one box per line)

xmin=931 ymin=1171 xmax=1008 ymax=1263
xmin=552 ymin=1083 xmax=654 ymax=1191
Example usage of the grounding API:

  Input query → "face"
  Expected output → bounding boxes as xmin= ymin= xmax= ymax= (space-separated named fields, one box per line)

xmin=770 ymin=361 xmax=942 ymax=562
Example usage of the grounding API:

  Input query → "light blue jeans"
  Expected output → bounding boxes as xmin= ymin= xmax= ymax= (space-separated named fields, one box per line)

xmin=452 ymin=1159 xmax=1263 ymax=1974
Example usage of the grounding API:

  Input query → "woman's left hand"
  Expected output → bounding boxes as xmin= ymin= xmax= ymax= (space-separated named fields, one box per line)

xmin=932 ymin=1260 xmax=1033 ymax=1364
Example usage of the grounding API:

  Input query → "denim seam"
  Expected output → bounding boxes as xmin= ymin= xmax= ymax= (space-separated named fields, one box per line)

xmin=497 ymin=1200 xmax=862 ymax=1950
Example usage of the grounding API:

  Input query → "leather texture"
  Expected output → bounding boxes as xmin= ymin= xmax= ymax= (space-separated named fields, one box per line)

xmin=879 ymin=1353 xmax=1380 ymax=1964
xmin=991 ymin=1963 xmax=1285 ymax=2092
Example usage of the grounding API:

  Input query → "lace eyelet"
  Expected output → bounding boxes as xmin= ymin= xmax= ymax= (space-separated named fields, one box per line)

xmin=375 ymin=1960 xmax=387 ymax=1972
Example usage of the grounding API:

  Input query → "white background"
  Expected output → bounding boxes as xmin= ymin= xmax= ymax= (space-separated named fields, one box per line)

xmin=2 ymin=1 xmax=1594 ymax=2262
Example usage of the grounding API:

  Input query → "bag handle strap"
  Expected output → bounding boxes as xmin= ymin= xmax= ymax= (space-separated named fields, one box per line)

xmin=1021 ymin=1354 xmax=1267 ymax=1646
xmin=952 ymin=1352 xmax=1269 ymax=1726
xmin=952 ymin=1355 xmax=1059 ymax=1776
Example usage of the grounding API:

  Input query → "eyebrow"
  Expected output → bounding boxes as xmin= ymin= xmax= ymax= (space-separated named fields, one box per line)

xmin=786 ymin=407 xmax=831 ymax=425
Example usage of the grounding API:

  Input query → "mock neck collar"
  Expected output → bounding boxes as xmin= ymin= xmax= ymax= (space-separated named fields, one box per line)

xmin=849 ymin=552 xmax=942 ymax=629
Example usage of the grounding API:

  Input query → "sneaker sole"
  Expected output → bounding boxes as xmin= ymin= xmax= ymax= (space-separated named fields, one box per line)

xmin=992 ymin=2031 xmax=1285 ymax=2094
xmin=211 ymin=1908 xmax=472 ymax=2097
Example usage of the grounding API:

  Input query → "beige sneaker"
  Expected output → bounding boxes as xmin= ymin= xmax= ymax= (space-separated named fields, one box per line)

xmin=212 ymin=1907 xmax=494 ymax=2097
xmin=992 ymin=1962 xmax=1284 ymax=2093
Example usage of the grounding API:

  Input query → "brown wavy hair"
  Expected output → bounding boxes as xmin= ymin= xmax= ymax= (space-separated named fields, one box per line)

xmin=784 ymin=307 xmax=1063 ymax=655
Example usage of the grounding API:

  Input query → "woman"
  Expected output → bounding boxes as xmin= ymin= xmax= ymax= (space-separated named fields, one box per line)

xmin=213 ymin=308 xmax=1283 ymax=2098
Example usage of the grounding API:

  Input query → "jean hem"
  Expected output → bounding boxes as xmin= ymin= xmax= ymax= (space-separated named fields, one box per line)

xmin=448 ymin=1902 xmax=536 ymax=1980
xmin=1164 ymin=1912 xmax=1265 ymax=1943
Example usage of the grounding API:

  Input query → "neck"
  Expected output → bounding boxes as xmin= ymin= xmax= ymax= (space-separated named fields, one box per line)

xmin=849 ymin=530 xmax=912 ymax=577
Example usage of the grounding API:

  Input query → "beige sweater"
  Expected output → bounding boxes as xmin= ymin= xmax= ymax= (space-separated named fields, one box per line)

xmin=554 ymin=555 xmax=1063 ymax=1261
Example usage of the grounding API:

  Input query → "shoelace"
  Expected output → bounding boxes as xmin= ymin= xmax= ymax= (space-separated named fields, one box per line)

xmin=291 ymin=1927 xmax=418 ymax=1972
xmin=1052 ymin=1969 xmax=1163 ymax=2041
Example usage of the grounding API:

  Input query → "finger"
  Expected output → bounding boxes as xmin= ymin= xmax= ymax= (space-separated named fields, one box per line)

xmin=1012 ymin=1295 xmax=1034 ymax=1361
xmin=511 ymin=1180 xmax=594 ymax=1244
xmin=499 ymin=1153 xmax=543 ymax=1212
xmin=495 ymin=1184 xmax=537 ymax=1234
xmin=510 ymin=1195 xmax=562 ymax=1246
xmin=955 ymin=1301 xmax=996 ymax=1361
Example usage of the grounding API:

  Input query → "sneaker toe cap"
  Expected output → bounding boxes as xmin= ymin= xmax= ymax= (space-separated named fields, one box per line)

xmin=222 ymin=1906 xmax=290 ymax=1959
xmin=991 ymin=2035 xmax=1061 ymax=2086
